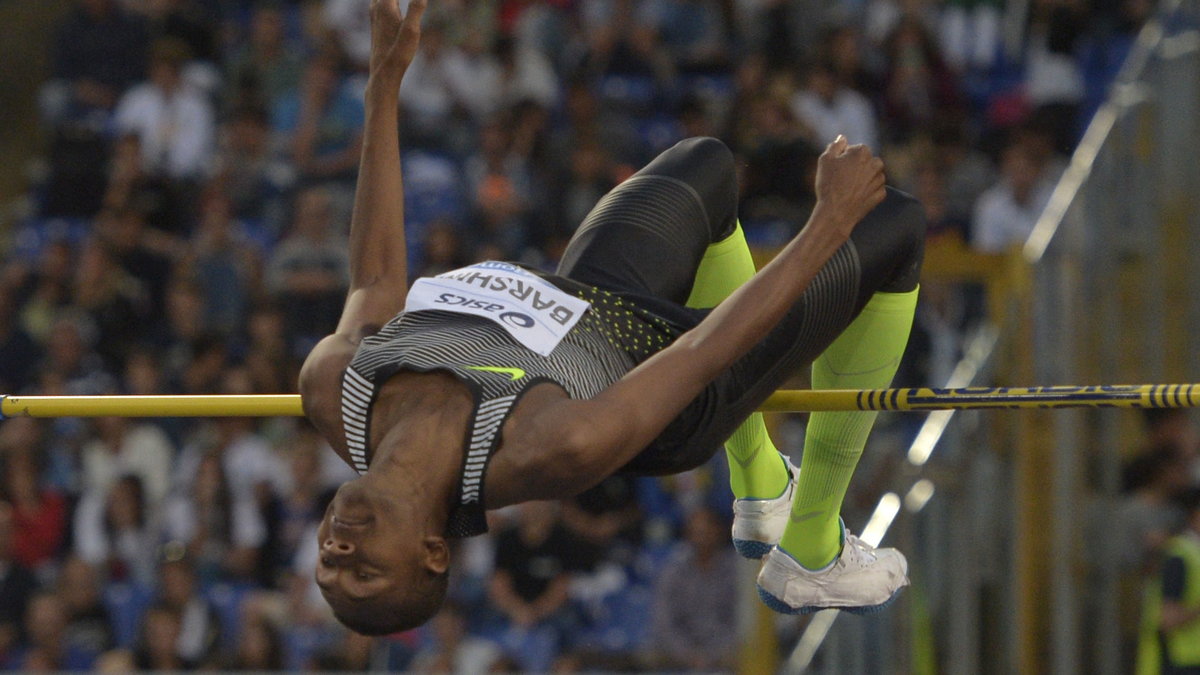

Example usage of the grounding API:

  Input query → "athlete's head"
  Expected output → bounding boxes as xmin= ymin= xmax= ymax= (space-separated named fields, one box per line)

xmin=315 ymin=477 xmax=449 ymax=635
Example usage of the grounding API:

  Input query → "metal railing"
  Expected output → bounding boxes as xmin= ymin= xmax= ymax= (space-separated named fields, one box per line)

xmin=784 ymin=0 xmax=1200 ymax=670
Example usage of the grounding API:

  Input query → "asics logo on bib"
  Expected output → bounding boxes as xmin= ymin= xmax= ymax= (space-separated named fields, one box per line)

xmin=465 ymin=366 xmax=527 ymax=381
xmin=439 ymin=269 xmax=579 ymax=326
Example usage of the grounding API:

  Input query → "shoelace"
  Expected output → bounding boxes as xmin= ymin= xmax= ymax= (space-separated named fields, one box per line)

xmin=841 ymin=534 xmax=878 ymax=567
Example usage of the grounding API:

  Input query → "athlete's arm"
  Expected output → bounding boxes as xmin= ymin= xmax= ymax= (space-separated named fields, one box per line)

xmin=299 ymin=0 xmax=425 ymax=455
xmin=496 ymin=138 xmax=886 ymax=502
xmin=337 ymin=0 xmax=426 ymax=338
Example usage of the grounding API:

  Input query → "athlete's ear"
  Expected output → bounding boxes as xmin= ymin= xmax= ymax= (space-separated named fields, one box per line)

xmin=421 ymin=535 xmax=449 ymax=574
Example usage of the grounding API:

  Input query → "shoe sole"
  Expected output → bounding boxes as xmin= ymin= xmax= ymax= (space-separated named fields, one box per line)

xmin=733 ymin=538 xmax=773 ymax=560
xmin=756 ymin=585 xmax=905 ymax=616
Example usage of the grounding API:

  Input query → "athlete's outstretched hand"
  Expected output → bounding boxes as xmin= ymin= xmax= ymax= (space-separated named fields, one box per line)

xmin=369 ymin=0 xmax=427 ymax=88
xmin=812 ymin=135 xmax=886 ymax=239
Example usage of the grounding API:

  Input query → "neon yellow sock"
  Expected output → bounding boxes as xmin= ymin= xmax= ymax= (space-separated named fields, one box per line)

xmin=687 ymin=224 xmax=788 ymax=500
xmin=779 ymin=288 xmax=918 ymax=568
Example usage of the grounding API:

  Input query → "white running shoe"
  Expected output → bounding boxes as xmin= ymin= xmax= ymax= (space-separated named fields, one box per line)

xmin=756 ymin=525 xmax=909 ymax=615
xmin=731 ymin=454 xmax=801 ymax=559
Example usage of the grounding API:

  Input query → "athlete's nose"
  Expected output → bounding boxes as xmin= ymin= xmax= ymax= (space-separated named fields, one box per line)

xmin=323 ymin=537 xmax=355 ymax=555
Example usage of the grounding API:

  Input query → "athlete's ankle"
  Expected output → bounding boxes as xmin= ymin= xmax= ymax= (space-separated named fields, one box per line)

xmin=729 ymin=450 xmax=790 ymax=500
xmin=780 ymin=519 xmax=844 ymax=570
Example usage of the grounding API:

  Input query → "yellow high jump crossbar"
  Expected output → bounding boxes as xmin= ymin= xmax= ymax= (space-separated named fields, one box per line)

xmin=2 ymin=383 xmax=1199 ymax=418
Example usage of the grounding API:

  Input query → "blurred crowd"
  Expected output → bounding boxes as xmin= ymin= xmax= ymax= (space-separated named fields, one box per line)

xmin=1112 ymin=408 xmax=1200 ymax=673
xmin=0 ymin=0 xmax=1154 ymax=671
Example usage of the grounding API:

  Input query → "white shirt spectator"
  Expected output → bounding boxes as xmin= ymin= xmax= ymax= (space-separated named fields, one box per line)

xmin=401 ymin=40 xmax=498 ymax=127
xmin=174 ymin=427 xmax=286 ymax=503
xmin=114 ymin=81 xmax=215 ymax=180
xmin=792 ymin=86 xmax=879 ymax=152
xmin=322 ymin=0 xmax=372 ymax=69
xmin=497 ymin=45 xmax=559 ymax=110
xmin=161 ymin=490 xmax=267 ymax=551
xmin=971 ymin=166 xmax=1056 ymax=253
xmin=72 ymin=490 xmax=160 ymax=587
xmin=80 ymin=422 xmax=174 ymax=508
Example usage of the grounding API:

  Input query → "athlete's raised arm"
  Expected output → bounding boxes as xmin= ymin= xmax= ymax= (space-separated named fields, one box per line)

xmin=299 ymin=0 xmax=426 ymax=449
xmin=502 ymin=138 xmax=886 ymax=501
xmin=337 ymin=0 xmax=426 ymax=338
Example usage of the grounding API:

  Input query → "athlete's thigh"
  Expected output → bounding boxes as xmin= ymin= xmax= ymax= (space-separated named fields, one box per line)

xmin=557 ymin=137 xmax=738 ymax=304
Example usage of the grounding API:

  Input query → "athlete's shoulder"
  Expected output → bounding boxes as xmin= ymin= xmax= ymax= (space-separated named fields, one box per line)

xmin=299 ymin=333 xmax=360 ymax=449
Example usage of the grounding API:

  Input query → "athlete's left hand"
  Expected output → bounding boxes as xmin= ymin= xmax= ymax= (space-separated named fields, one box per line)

xmin=368 ymin=0 xmax=428 ymax=87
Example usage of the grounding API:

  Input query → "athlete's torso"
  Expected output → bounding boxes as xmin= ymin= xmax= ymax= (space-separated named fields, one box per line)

xmin=341 ymin=263 xmax=684 ymax=535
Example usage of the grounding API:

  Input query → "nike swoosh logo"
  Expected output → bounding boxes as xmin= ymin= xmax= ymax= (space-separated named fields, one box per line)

xmin=728 ymin=442 xmax=763 ymax=469
xmin=790 ymin=509 xmax=825 ymax=525
xmin=465 ymin=366 xmax=527 ymax=381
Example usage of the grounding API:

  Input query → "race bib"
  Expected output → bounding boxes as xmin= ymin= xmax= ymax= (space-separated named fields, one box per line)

xmin=404 ymin=262 xmax=591 ymax=356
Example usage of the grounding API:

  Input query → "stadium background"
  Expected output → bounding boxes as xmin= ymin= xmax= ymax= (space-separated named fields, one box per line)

xmin=0 ymin=0 xmax=1197 ymax=672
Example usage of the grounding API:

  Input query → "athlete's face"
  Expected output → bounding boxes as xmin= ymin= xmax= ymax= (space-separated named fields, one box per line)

xmin=314 ymin=479 xmax=440 ymax=609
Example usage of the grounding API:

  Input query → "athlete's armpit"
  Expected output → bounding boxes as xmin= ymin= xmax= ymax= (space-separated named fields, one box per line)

xmin=299 ymin=334 xmax=357 ymax=461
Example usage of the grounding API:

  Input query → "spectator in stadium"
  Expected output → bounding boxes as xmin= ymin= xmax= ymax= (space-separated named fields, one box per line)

xmin=241 ymin=303 xmax=297 ymax=393
xmin=322 ymin=0 xmax=373 ymax=72
xmin=224 ymin=614 xmax=285 ymax=671
xmin=73 ymin=474 xmax=160 ymax=586
xmin=636 ymin=0 xmax=731 ymax=73
xmin=162 ymin=450 xmax=266 ymax=583
xmin=0 ymin=503 xmax=38 ymax=666
xmin=792 ymin=58 xmax=880 ymax=152
xmin=879 ymin=16 xmax=963 ymax=144
xmin=155 ymin=557 xmax=223 ymax=667
xmin=927 ymin=118 xmax=996 ymax=226
xmin=13 ymin=241 xmax=77 ymax=345
xmin=57 ymin=557 xmax=116 ymax=657
xmin=42 ymin=312 xmax=118 ymax=397
xmin=0 ymin=429 xmax=68 ymax=572
xmin=649 ymin=506 xmax=740 ymax=671
xmin=409 ymin=600 xmax=504 ymax=673
xmin=397 ymin=18 xmax=496 ymax=149
xmin=210 ymin=106 xmax=293 ymax=233
xmin=70 ymin=237 xmax=152 ymax=370
xmin=41 ymin=0 xmax=149 ymax=126
xmin=261 ymin=434 xmax=332 ymax=585
xmin=1139 ymin=487 xmax=1200 ymax=675
xmin=113 ymin=39 xmax=217 ymax=183
xmin=970 ymin=136 xmax=1056 ymax=253
xmin=226 ymin=3 xmax=307 ymax=114
xmin=184 ymin=191 xmax=264 ymax=337
xmin=489 ymin=501 xmax=591 ymax=671
xmin=80 ymin=415 xmax=173 ymax=510
xmin=132 ymin=603 xmax=186 ymax=671
xmin=8 ymin=592 xmax=99 ymax=671
xmin=0 ymin=287 xmax=42 ymax=395
xmin=265 ymin=186 xmax=351 ymax=352
xmin=287 ymin=51 xmax=366 ymax=188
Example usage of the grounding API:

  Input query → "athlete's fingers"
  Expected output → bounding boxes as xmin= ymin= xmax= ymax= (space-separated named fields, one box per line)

xmin=827 ymin=134 xmax=848 ymax=156
xmin=844 ymin=143 xmax=871 ymax=159
xmin=403 ymin=0 xmax=427 ymax=27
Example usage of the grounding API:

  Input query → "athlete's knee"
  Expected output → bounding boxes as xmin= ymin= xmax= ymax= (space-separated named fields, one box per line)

xmin=884 ymin=187 xmax=927 ymax=251
xmin=643 ymin=137 xmax=738 ymax=240
xmin=669 ymin=136 xmax=735 ymax=177
xmin=851 ymin=187 xmax=926 ymax=294
xmin=881 ymin=187 xmax=926 ymax=291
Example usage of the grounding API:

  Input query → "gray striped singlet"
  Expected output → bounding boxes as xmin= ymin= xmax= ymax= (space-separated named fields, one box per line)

xmin=341 ymin=274 xmax=683 ymax=537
